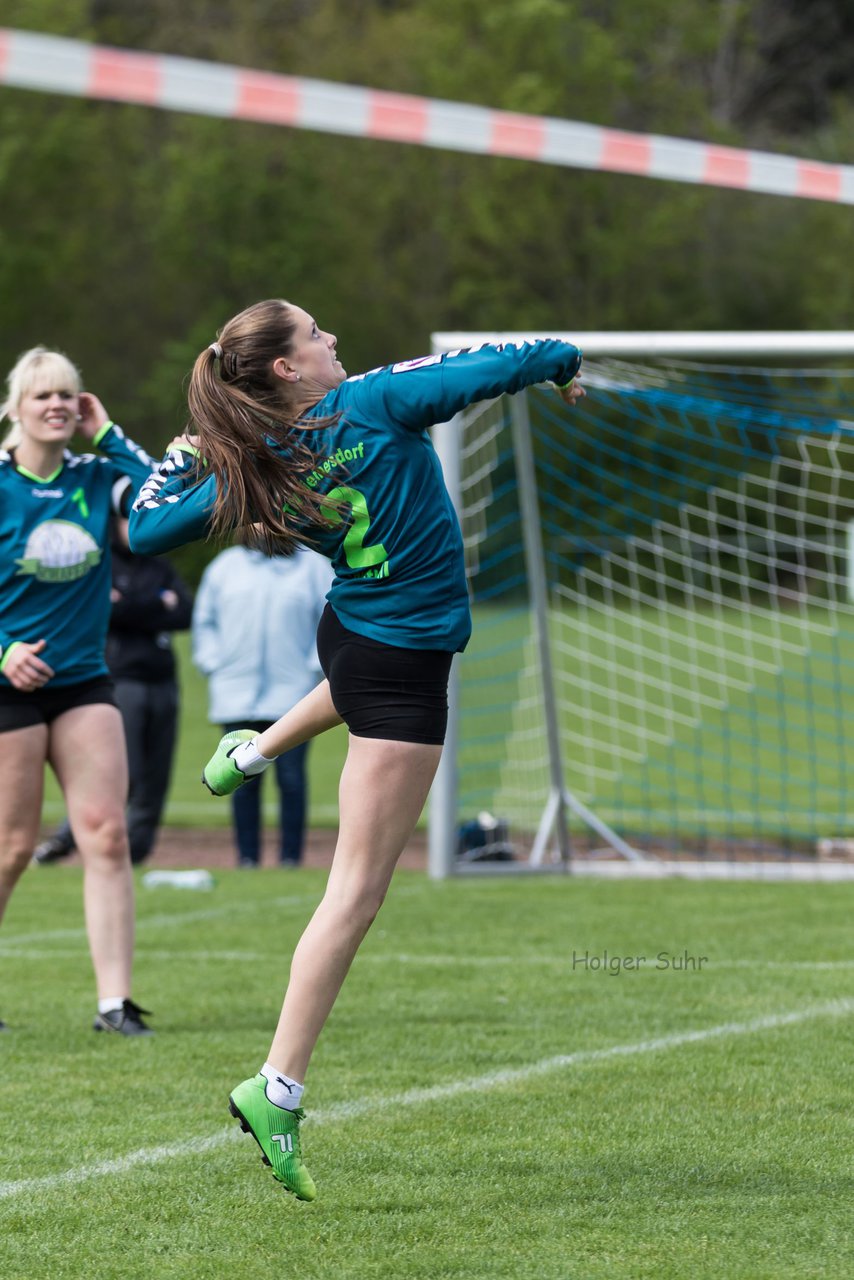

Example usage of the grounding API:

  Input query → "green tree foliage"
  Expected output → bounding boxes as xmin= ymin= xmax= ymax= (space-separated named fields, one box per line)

xmin=1 ymin=0 xmax=853 ymax=579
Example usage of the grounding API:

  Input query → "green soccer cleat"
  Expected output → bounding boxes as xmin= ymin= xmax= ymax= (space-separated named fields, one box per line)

xmin=229 ymin=1075 xmax=317 ymax=1201
xmin=201 ymin=730 xmax=257 ymax=796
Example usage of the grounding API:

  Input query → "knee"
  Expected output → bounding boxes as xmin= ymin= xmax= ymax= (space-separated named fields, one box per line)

xmin=357 ymin=889 xmax=386 ymax=931
xmin=75 ymin=810 xmax=129 ymax=864
xmin=0 ymin=838 xmax=35 ymax=886
xmin=330 ymin=882 xmax=388 ymax=935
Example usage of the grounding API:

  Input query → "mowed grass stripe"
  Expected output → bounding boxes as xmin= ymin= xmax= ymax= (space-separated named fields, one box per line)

xmin=1 ymin=997 xmax=851 ymax=1204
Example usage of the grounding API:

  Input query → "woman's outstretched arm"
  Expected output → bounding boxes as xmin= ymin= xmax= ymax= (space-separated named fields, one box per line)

xmin=128 ymin=443 xmax=217 ymax=555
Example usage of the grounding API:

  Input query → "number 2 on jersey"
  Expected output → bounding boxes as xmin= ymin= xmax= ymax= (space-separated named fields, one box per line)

xmin=325 ymin=485 xmax=388 ymax=574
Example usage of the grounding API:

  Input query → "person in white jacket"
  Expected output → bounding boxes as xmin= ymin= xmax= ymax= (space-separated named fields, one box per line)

xmin=192 ymin=538 xmax=332 ymax=866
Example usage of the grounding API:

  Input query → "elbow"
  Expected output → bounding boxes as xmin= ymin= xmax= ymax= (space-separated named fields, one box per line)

xmin=127 ymin=513 xmax=160 ymax=556
xmin=126 ymin=526 xmax=147 ymax=556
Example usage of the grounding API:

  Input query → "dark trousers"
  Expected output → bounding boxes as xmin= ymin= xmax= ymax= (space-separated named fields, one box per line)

xmin=119 ymin=677 xmax=179 ymax=863
xmin=223 ymin=721 xmax=309 ymax=866
xmin=52 ymin=676 xmax=179 ymax=865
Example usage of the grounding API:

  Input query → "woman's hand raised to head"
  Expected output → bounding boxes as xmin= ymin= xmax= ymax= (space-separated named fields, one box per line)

xmin=76 ymin=392 xmax=111 ymax=440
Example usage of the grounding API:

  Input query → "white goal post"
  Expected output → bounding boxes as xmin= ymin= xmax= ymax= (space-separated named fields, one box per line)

xmin=427 ymin=330 xmax=854 ymax=879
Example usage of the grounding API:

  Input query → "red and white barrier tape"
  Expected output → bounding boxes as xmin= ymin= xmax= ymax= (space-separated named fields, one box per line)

xmin=2 ymin=28 xmax=853 ymax=205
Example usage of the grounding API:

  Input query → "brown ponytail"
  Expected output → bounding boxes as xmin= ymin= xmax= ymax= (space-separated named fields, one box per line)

xmin=186 ymin=299 xmax=336 ymax=554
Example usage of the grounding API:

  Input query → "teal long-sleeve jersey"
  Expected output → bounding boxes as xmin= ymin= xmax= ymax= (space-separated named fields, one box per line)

xmin=130 ymin=339 xmax=582 ymax=651
xmin=0 ymin=423 xmax=156 ymax=685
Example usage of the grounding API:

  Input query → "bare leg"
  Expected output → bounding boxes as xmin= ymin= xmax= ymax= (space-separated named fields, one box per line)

xmin=255 ymin=680 xmax=342 ymax=760
xmin=0 ymin=724 xmax=49 ymax=923
xmin=266 ymin=734 xmax=443 ymax=1081
xmin=49 ymin=704 xmax=135 ymax=999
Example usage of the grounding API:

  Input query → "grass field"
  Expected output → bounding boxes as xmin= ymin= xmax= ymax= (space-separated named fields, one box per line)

xmin=2 ymin=868 xmax=854 ymax=1278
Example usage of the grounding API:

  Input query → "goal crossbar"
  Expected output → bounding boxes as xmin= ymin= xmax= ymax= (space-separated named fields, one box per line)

xmin=432 ymin=332 xmax=854 ymax=359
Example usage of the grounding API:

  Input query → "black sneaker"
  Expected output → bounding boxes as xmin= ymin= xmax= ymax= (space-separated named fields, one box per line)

xmin=0 ymin=1018 xmax=7 ymax=1032
xmin=32 ymin=834 xmax=76 ymax=865
xmin=92 ymin=999 xmax=154 ymax=1036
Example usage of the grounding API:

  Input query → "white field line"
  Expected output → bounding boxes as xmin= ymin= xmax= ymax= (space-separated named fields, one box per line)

xmin=4 ymin=947 xmax=854 ymax=973
xmin=0 ymin=892 xmax=321 ymax=947
xmin=0 ymin=947 xmax=272 ymax=962
xmin=353 ymin=954 xmax=854 ymax=973
xmin=0 ymin=884 xmax=425 ymax=949
xmin=566 ymin=861 xmax=854 ymax=882
xmin=1 ymin=997 xmax=852 ymax=1204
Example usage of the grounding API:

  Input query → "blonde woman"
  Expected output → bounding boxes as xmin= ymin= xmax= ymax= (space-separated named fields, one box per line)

xmin=0 ymin=347 xmax=156 ymax=1035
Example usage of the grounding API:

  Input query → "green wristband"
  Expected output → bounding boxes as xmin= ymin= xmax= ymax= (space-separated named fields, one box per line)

xmin=0 ymin=641 xmax=22 ymax=672
xmin=93 ymin=420 xmax=116 ymax=447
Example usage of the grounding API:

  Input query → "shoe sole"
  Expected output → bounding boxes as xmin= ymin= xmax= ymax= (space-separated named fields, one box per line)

xmin=229 ymin=1096 xmax=274 ymax=1170
xmin=92 ymin=1018 xmax=154 ymax=1036
xmin=228 ymin=1095 xmax=312 ymax=1200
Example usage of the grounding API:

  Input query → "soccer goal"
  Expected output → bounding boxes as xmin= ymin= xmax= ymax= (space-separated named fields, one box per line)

xmin=427 ymin=331 xmax=854 ymax=878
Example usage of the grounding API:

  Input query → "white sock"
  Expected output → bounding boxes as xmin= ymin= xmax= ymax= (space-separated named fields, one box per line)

xmin=232 ymin=738 xmax=274 ymax=777
xmin=98 ymin=996 xmax=125 ymax=1014
xmin=259 ymin=1063 xmax=304 ymax=1110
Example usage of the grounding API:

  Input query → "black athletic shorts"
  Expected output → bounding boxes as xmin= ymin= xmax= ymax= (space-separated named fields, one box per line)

xmin=316 ymin=604 xmax=454 ymax=745
xmin=0 ymin=675 xmax=117 ymax=733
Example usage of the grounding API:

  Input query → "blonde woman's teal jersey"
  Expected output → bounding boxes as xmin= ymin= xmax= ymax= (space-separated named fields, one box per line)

xmin=130 ymin=339 xmax=582 ymax=651
xmin=0 ymin=424 xmax=156 ymax=684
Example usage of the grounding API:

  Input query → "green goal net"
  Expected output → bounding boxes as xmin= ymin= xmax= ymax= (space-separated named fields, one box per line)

xmin=428 ymin=333 xmax=854 ymax=872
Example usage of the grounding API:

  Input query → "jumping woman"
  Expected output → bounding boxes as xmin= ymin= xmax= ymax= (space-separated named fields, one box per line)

xmin=129 ymin=299 xmax=584 ymax=1197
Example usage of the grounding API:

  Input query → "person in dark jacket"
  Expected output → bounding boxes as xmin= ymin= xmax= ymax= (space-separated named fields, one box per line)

xmin=34 ymin=483 xmax=193 ymax=866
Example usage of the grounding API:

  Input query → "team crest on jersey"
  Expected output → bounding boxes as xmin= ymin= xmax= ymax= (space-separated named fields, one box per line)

xmin=15 ymin=519 xmax=101 ymax=583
